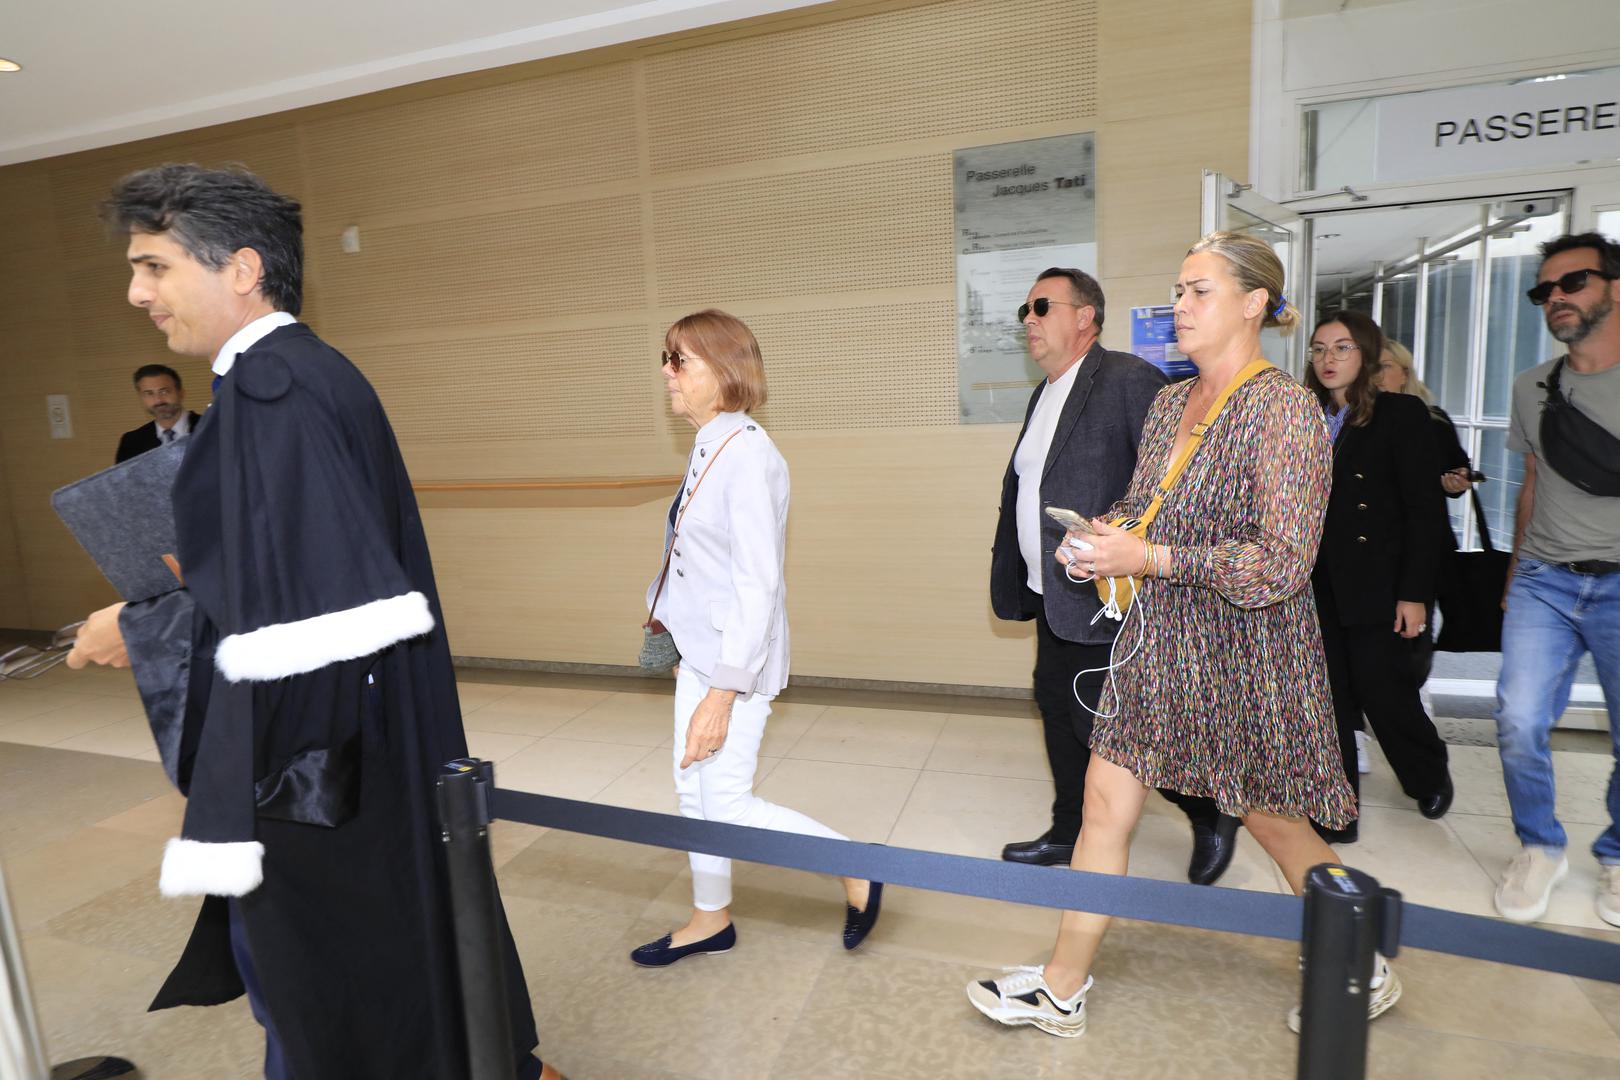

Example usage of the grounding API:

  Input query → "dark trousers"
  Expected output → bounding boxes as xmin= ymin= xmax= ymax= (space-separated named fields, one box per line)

xmin=228 ymin=900 xmax=292 ymax=1080
xmin=1031 ymin=591 xmax=1215 ymax=842
xmin=1406 ymin=601 xmax=1437 ymax=688
xmin=1317 ymin=586 xmax=1451 ymax=804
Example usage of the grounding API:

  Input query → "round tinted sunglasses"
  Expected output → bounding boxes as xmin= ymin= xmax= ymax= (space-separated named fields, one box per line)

xmin=1017 ymin=297 xmax=1081 ymax=322
xmin=1527 ymin=268 xmax=1616 ymax=306
xmin=661 ymin=350 xmax=692 ymax=371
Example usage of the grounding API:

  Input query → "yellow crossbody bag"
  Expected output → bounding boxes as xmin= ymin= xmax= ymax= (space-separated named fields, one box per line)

xmin=1093 ymin=359 xmax=1272 ymax=618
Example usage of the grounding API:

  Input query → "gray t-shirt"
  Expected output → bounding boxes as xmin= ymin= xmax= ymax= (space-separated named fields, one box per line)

xmin=1507 ymin=356 xmax=1620 ymax=562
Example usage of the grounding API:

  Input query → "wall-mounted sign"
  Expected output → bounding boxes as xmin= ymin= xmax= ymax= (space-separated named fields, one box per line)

xmin=955 ymin=132 xmax=1096 ymax=424
xmin=1374 ymin=68 xmax=1620 ymax=184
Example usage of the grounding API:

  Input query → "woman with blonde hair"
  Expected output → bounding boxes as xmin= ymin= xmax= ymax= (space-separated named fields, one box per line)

xmin=633 ymin=309 xmax=880 ymax=967
xmin=965 ymin=232 xmax=1398 ymax=1037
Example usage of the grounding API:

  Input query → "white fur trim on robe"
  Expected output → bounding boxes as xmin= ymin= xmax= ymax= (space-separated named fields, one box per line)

xmin=159 ymin=837 xmax=266 ymax=897
xmin=214 ymin=592 xmax=434 ymax=682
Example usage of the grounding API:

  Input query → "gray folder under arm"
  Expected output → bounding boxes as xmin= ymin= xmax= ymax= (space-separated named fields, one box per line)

xmin=51 ymin=440 xmax=186 ymax=602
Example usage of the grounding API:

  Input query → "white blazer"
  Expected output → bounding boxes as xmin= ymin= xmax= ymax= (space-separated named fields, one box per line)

xmin=647 ymin=412 xmax=790 ymax=697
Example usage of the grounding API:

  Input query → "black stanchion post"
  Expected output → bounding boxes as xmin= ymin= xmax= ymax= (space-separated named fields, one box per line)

xmin=1296 ymin=864 xmax=1402 ymax=1080
xmin=437 ymin=758 xmax=515 ymax=1080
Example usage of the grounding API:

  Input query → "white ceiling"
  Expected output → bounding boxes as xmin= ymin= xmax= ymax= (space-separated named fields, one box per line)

xmin=0 ymin=0 xmax=818 ymax=166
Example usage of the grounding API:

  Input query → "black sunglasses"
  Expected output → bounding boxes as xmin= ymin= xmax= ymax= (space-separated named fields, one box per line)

xmin=661 ymin=349 xmax=689 ymax=371
xmin=1017 ymin=297 xmax=1081 ymax=322
xmin=1527 ymin=268 xmax=1616 ymax=306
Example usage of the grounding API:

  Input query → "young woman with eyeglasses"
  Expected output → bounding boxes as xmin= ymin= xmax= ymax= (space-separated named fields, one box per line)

xmin=1305 ymin=310 xmax=1454 ymax=841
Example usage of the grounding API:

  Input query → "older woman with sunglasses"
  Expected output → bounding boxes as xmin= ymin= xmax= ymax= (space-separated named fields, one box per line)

xmin=631 ymin=309 xmax=880 ymax=967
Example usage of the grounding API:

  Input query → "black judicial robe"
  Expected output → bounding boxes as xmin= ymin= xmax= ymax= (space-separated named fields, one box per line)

xmin=124 ymin=323 xmax=537 ymax=1078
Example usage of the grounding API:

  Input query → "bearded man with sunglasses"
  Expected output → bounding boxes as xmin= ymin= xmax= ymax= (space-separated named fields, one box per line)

xmin=1494 ymin=231 xmax=1620 ymax=928
xmin=989 ymin=268 xmax=1231 ymax=885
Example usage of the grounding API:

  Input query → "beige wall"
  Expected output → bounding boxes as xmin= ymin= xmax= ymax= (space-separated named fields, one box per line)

xmin=0 ymin=0 xmax=1251 ymax=687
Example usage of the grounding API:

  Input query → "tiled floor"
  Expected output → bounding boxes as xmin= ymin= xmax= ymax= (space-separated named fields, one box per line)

xmin=2 ymin=661 xmax=1618 ymax=1078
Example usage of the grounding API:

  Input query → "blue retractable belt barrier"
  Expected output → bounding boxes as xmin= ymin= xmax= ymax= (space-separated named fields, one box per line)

xmin=490 ymin=788 xmax=1620 ymax=986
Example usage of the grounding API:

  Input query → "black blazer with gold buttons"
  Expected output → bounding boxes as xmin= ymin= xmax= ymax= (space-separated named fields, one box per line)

xmin=1312 ymin=391 xmax=1444 ymax=626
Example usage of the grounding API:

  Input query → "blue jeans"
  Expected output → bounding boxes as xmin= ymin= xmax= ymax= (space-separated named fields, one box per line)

xmin=1494 ymin=559 xmax=1620 ymax=864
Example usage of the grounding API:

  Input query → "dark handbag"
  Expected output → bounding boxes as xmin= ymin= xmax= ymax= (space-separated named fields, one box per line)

xmin=1434 ymin=486 xmax=1511 ymax=653
xmin=1539 ymin=358 xmax=1620 ymax=496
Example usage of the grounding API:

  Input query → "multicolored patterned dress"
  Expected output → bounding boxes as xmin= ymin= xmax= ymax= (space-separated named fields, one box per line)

xmin=1091 ymin=366 xmax=1357 ymax=828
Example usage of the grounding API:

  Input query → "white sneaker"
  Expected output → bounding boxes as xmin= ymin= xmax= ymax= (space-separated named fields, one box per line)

xmin=1287 ymin=955 xmax=1402 ymax=1034
xmin=1354 ymin=730 xmax=1371 ymax=775
xmin=1494 ymin=847 xmax=1569 ymax=923
xmin=965 ymin=965 xmax=1090 ymax=1038
xmin=1597 ymin=866 xmax=1620 ymax=928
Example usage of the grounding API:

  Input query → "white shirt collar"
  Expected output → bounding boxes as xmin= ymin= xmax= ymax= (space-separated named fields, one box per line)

xmin=155 ymin=411 xmax=191 ymax=441
xmin=212 ymin=311 xmax=299 ymax=377
xmin=693 ymin=411 xmax=751 ymax=445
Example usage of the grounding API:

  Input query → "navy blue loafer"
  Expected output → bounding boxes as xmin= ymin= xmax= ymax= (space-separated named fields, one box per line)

xmin=843 ymin=881 xmax=883 ymax=950
xmin=630 ymin=923 xmax=736 ymax=967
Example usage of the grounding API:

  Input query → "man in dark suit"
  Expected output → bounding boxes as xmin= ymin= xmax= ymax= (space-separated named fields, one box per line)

xmin=989 ymin=268 xmax=1235 ymax=884
xmin=114 ymin=363 xmax=202 ymax=463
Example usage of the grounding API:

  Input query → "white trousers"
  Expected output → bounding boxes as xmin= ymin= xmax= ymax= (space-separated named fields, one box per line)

xmin=673 ymin=667 xmax=846 ymax=910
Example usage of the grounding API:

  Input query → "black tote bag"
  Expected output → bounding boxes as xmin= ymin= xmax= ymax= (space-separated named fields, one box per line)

xmin=1434 ymin=486 xmax=1512 ymax=653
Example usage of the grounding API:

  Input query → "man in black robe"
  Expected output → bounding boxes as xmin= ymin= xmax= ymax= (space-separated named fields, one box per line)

xmin=67 ymin=164 xmax=557 ymax=1080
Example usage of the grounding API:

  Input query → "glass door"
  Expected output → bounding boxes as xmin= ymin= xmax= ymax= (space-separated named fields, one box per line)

xmin=1201 ymin=171 xmax=1313 ymax=375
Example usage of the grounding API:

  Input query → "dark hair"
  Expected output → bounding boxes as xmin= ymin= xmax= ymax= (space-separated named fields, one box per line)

xmin=1538 ymin=231 xmax=1620 ymax=279
xmin=132 ymin=363 xmax=182 ymax=390
xmin=1035 ymin=267 xmax=1106 ymax=329
xmin=101 ymin=164 xmax=304 ymax=316
xmin=1305 ymin=309 xmax=1382 ymax=428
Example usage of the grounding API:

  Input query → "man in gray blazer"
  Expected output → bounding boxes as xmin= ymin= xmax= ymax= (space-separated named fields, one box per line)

xmin=989 ymin=268 xmax=1234 ymax=885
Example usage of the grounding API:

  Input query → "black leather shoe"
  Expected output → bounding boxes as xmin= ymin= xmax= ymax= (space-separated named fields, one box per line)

xmin=1312 ymin=819 xmax=1359 ymax=845
xmin=1418 ymin=777 xmax=1454 ymax=820
xmin=1001 ymin=831 xmax=1075 ymax=866
xmin=1187 ymin=813 xmax=1240 ymax=886
xmin=50 ymin=1059 xmax=138 ymax=1080
xmin=843 ymin=881 xmax=883 ymax=950
xmin=630 ymin=923 xmax=736 ymax=967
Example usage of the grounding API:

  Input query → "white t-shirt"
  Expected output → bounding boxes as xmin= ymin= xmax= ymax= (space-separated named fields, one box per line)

xmin=1013 ymin=358 xmax=1084 ymax=593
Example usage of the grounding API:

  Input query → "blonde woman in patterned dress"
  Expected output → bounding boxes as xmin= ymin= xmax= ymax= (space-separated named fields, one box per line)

xmin=966 ymin=232 xmax=1400 ymax=1038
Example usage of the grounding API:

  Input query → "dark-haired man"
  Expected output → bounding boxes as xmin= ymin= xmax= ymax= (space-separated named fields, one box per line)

xmin=1493 ymin=231 xmax=1620 ymax=929
xmin=115 ymin=363 xmax=201 ymax=462
xmin=66 ymin=165 xmax=554 ymax=1080
xmin=989 ymin=267 xmax=1233 ymax=884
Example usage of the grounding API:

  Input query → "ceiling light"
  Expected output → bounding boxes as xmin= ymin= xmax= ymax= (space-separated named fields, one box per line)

xmin=0 ymin=59 xmax=21 ymax=73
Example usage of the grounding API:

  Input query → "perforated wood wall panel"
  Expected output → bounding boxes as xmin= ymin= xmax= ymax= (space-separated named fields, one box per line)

xmin=301 ymin=63 xmax=641 ymax=223
xmin=345 ymin=326 xmax=652 ymax=444
xmin=310 ymin=196 xmax=646 ymax=340
xmin=733 ymin=302 xmax=956 ymax=432
xmin=645 ymin=0 xmax=1098 ymax=172
xmin=651 ymin=155 xmax=952 ymax=306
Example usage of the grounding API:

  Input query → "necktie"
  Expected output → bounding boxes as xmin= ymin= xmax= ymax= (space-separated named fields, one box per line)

xmin=212 ymin=374 xmax=222 ymax=394
xmin=163 ymin=428 xmax=175 ymax=444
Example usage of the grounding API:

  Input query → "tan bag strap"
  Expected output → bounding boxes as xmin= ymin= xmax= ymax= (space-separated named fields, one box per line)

xmin=1135 ymin=358 xmax=1272 ymax=530
xmin=645 ymin=427 xmax=745 ymax=628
